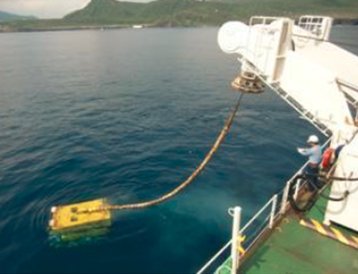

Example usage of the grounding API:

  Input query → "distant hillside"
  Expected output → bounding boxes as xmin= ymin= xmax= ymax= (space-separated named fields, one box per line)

xmin=64 ymin=0 xmax=143 ymax=24
xmin=64 ymin=0 xmax=358 ymax=26
xmin=0 ymin=10 xmax=36 ymax=22
xmin=1 ymin=0 xmax=357 ymax=32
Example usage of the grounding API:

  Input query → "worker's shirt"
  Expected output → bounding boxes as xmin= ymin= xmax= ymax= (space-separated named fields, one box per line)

xmin=297 ymin=145 xmax=322 ymax=165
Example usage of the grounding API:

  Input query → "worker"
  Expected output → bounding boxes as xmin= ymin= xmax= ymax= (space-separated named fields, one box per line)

xmin=297 ymin=135 xmax=322 ymax=191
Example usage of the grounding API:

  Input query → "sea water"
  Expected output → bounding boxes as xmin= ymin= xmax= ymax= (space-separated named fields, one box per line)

xmin=0 ymin=26 xmax=357 ymax=273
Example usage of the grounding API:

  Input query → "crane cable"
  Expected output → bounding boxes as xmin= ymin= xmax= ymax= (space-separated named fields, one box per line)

xmin=82 ymin=93 xmax=245 ymax=213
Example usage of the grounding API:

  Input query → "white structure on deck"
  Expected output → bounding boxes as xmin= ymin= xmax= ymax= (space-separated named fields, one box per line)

xmin=218 ymin=16 xmax=358 ymax=232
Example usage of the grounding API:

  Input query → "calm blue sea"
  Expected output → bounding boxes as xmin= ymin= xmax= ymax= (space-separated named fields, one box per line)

xmin=0 ymin=26 xmax=357 ymax=273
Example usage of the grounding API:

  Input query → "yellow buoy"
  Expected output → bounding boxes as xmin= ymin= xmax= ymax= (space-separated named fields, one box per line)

xmin=49 ymin=199 xmax=111 ymax=232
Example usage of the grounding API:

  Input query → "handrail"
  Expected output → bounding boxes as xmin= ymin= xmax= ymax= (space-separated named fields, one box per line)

xmin=244 ymin=215 xmax=271 ymax=252
xmin=197 ymin=194 xmax=279 ymax=274
xmin=231 ymin=207 xmax=242 ymax=274
xmin=196 ymin=240 xmax=232 ymax=274
xmin=197 ymin=138 xmax=331 ymax=274
xmin=240 ymin=194 xmax=277 ymax=233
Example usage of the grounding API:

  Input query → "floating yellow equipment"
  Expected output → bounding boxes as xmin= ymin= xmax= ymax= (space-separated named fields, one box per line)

xmin=49 ymin=199 xmax=111 ymax=232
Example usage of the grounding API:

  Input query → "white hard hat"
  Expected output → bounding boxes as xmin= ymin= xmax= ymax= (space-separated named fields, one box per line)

xmin=307 ymin=135 xmax=319 ymax=144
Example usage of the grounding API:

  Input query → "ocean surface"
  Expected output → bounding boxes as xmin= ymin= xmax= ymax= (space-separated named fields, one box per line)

xmin=0 ymin=26 xmax=357 ymax=273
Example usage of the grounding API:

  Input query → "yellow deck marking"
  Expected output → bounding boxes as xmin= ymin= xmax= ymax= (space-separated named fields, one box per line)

xmin=299 ymin=219 xmax=307 ymax=226
xmin=352 ymin=236 xmax=358 ymax=245
xmin=311 ymin=219 xmax=328 ymax=236
xmin=331 ymin=227 xmax=350 ymax=246
xmin=300 ymin=218 xmax=358 ymax=250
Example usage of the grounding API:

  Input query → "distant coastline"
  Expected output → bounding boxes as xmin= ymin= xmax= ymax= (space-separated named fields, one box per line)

xmin=1 ymin=0 xmax=358 ymax=33
xmin=0 ymin=24 xmax=138 ymax=33
xmin=1 ymin=18 xmax=357 ymax=33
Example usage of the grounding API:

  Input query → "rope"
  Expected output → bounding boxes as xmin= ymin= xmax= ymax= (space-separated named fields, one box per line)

xmin=319 ymin=190 xmax=349 ymax=202
xmin=319 ymin=175 xmax=358 ymax=182
xmin=82 ymin=93 xmax=244 ymax=213
xmin=288 ymin=175 xmax=319 ymax=212
xmin=289 ymin=171 xmax=353 ymax=213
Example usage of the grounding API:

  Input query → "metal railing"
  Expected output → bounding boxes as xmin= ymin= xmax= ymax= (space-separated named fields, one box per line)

xmin=197 ymin=144 xmax=328 ymax=274
xmin=197 ymin=139 xmax=331 ymax=274
xmin=197 ymin=192 xmax=281 ymax=274
xmin=298 ymin=16 xmax=333 ymax=41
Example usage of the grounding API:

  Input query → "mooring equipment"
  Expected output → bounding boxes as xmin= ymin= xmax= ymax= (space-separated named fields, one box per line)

xmin=231 ymin=70 xmax=264 ymax=94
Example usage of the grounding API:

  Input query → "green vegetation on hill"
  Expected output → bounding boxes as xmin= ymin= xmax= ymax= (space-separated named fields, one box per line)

xmin=64 ymin=0 xmax=358 ymax=26
xmin=1 ymin=0 xmax=358 ymax=32
xmin=65 ymin=0 xmax=142 ymax=24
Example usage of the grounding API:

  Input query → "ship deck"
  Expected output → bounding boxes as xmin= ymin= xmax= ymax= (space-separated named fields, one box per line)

xmin=216 ymin=190 xmax=358 ymax=274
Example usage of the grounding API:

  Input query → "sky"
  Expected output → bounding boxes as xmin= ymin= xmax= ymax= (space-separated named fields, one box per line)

xmin=0 ymin=0 xmax=153 ymax=19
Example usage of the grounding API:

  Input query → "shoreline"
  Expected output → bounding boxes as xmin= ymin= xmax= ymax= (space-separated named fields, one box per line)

xmin=1 ymin=18 xmax=357 ymax=34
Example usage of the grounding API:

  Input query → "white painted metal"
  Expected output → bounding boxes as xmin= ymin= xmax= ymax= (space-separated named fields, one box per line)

xmin=218 ymin=17 xmax=292 ymax=83
xmin=269 ymin=194 xmax=278 ymax=229
xmin=297 ymin=16 xmax=333 ymax=41
xmin=279 ymin=50 xmax=353 ymax=129
xmin=295 ymin=43 xmax=358 ymax=91
xmin=231 ymin=207 xmax=241 ymax=274
xmin=336 ymin=79 xmax=358 ymax=114
xmin=218 ymin=17 xmax=356 ymax=134
xmin=197 ymin=183 xmax=298 ymax=273
xmin=324 ymin=134 xmax=358 ymax=231
xmin=198 ymin=14 xmax=358 ymax=274
xmin=252 ymin=67 xmax=331 ymax=136
xmin=218 ymin=15 xmax=358 ymax=231
xmin=280 ymin=181 xmax=290 ymax=214
xmin=293 ymin=179 xmax=301 ymax=201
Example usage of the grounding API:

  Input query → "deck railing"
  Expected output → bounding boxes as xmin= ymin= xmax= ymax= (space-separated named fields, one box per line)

xmin=196 ymin=162 xmax=314 ymax=274
xmin=197 ymin=191 xmax=282 ymax=274
xmin=198 ymin=138 xmax=331 ymax=274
